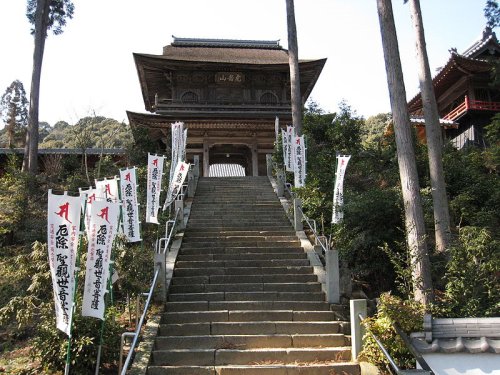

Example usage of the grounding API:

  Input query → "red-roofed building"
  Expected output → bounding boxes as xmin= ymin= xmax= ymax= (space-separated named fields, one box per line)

xmin=408 ymin=27 xmax=500 ymax=149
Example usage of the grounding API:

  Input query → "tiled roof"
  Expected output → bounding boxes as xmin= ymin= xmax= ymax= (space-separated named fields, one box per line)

xmin=408 ymin=53 xmax=492 ymax=113
xmin=462 ymin=27 xmax=500 ymax=58
xmin=160 ymin=45 xmax=292 ymax=65
xmin=171 ymin=37 xmax=282 ymax=50
xmin=411 ymin=337 xmax=500 ymax=354
xmin=410 ymin=315 xmax=500 ymax=354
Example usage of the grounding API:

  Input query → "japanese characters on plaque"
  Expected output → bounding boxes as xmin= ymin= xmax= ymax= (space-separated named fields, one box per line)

xmin=215 ymin=72 xmax=244 ymax=84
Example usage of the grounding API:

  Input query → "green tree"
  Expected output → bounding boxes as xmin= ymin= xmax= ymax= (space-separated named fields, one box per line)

xmin=362 ymin=113 xmax=391 ymax=147
xmin=23 ymin=0 xmax=74 ymax=174
xmin=484 ymin=0 xmax=500 ymax=28
xmin=376 ymin=0 xmax=433 ymax=305
xmin=0 ymin=80 xmax=28 ymax=148
xmin=440 ymin=227 xmax=499 ymax=317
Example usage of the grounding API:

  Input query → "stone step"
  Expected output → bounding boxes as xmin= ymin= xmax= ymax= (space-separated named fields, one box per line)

xmin=173 ymin=266 xmax=314 ymax=277
xmin=167 ymin=291 xmax=325 ymax=302
xmin=180 ymin=243 xmax=302 ymax=251
xmin=175 ymin=259 xmax=310 ymax=269
xmin=154 ymin=334 xmax=348 ymax=350
xmin=179 ymin=247 xmax=304 ymax=255
xmin=164 ymin=301 xmax=330 ymax=312
xmin=181 ymin=238 xmax=300 ymax=245
xmin=161 ymin=310 xmax=336 ymax=324
xmin=183 ymin=229 xmax=296 ymax=235
xmin=152 ymin=347 xmax=351 ymax=366
xmin=186 ymin=220 xmax=289 ymax=225
xmin=171 ymin=274 xmax=317 ymax=286
xmin=169 ymin=282 xmax=322 ymax=294
xmin=183 ymin=228 xmax=294 ymax=233
xmin=159 ymin=321 xmax=343 ymax=336
xmin=176 ymin=253 xmax=307 ymax=262
xmin=148 ymin=363 xmax=360 ymax=375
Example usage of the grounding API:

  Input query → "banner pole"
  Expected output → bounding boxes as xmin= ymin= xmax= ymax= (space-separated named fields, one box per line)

xmin=64 ymin=196 xmax=88 ymax=375
xmin=95 ymin=180 xmax=122 ymax=375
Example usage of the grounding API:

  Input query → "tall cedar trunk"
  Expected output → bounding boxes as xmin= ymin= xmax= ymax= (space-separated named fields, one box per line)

xmin=23 ymin=0 xmax=50 ymax=173
xmin=409 ymin=0 xmax=451 ymax=252
xmin=286 ymin=0 xmax=302 ymax=136
xmin=376 ymin=0 xmax=433 ymax=305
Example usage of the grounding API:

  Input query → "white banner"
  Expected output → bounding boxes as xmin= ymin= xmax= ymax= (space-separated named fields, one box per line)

xmin=47 ymin=191 xmax=81 ymax=335
xmin=332 ymin=155 xmax=351 ymax=224
xmin=293 ymin=135 xmax=306 ymax=187
xmin=146 ymin=153 xmax=165 ymax=224
xmin=170 ymin=122 xmax=186 ymax=184
xmin=275 ymin=116 xmax=279 ymax=141
xmin=79 ymin=187 xmax=96 ymax=240
xmin=182 ymin=128 xmax=188 ymax=161
xmin=285 ymin=126 xmax=294 ymax=172
xmin=281 ymin=129 xmax=288 ymax=167
xmin=170 ymin=122 xmax=180 ymax=183
xmin=120 ymin=168 xmax=141 ymax=242
xmin=82 ymin=200 xmax=120 ymax=319
xmin=163 ymin=161 xmax=189 ymax=210
xmin=95 ymin=177 xmax=119 ymax=202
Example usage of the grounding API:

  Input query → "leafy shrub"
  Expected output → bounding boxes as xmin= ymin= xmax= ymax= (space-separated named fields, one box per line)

xmin=360 ymin=293 xmax=425 ymax=371
xmin=438 ymin=226 xmax=500 ymax=317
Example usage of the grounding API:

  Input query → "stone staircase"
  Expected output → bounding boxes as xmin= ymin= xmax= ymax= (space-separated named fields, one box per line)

xmin=148 ymin=176 xmax=359 ymax=375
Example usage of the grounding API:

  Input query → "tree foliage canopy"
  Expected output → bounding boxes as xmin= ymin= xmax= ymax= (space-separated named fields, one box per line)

xmin=0 ymin=80 xmax=28 ymax=147
xmin=26 ymin=0 xmax=75 ymax=35
xmin=39 ymin=116 xmax=133 ymax=149
xmin=484 ymin=0 xmax=500 ymax=28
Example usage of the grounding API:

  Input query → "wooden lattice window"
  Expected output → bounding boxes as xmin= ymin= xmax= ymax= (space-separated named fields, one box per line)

xmin=181 ymin=91 xmax=199 ymax=103
xmin=260 ymin=92 xmax=278 ymax=105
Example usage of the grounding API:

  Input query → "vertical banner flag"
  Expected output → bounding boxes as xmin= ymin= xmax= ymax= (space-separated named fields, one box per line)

xmin=163 ymin=161 xmax=190 ymax=210
xmin=120 ymin=167 xmax=141 ymax=242
xmin=170 ymin=122 xmax=186 ymax=184
xmin=281 ymin=129 xmax=288 ymax=165
xmin=332 ymin=155 xmax=351 ymax=224
xmin=47 ymin=191 xmax=81 ymax=335
xmin=293 ymin=135 xmax=306 ymax=187
xmin=285 ymin=126 xmax=294 ymax=172
xmin=79 ymin=187 xmax=96 ymax=239
xmin=82 ymin=200 xmax=120 ymax=319
xmin=95 ymin=177 xmax=119 ymax=202
xmin=170 ymin=122 xmax=180 ymax=183
xmin=182 ymin=128 xmax=188 ymax=161
xmin=275 ymin=116 xmax=279 ymax=142
xmin=146 ymin=153 xmax=165 ymax=224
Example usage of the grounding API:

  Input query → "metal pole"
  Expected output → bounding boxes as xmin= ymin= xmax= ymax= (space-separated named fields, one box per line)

xmin=64 ymin=197 xmax=87 ymax=375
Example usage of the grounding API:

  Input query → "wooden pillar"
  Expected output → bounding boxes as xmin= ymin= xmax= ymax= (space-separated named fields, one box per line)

xmin=203 ymin=141 xmax=210 ymax=177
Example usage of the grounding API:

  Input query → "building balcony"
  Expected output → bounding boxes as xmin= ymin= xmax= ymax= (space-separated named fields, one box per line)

xmin=154 ymin=97 xmax=291 ymax=114
xmin=443 ymin=95 xmax=500 ymax=121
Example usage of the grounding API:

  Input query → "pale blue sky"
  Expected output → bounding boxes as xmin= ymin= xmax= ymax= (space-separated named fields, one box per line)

xmin=0 ymin=0 xmax=491 ymax=126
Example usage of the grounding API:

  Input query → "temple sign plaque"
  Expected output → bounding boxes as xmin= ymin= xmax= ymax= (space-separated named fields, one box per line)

xmin=216 ymin=72 xmax=245 ymax=84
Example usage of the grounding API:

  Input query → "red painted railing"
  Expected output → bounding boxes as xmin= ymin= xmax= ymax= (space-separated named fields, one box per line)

xmin=443 ymin=95 xmax=500 ymax=120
